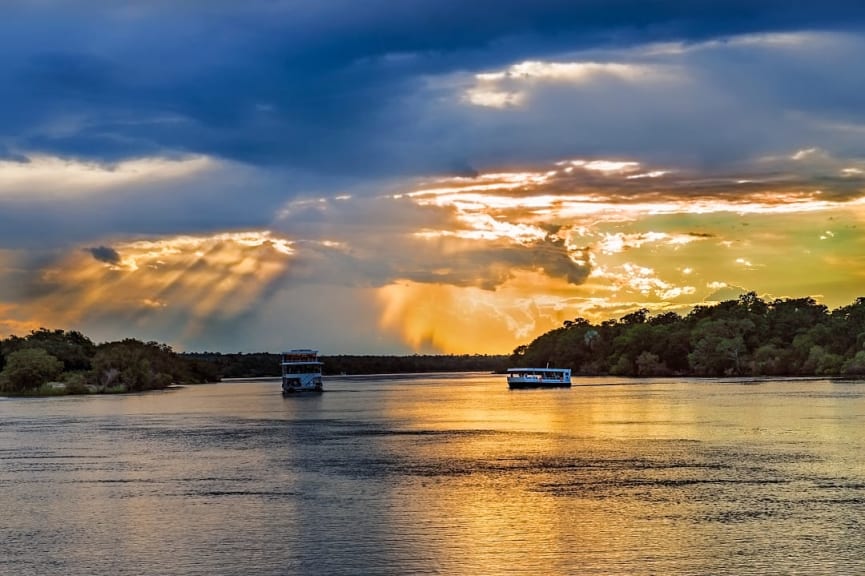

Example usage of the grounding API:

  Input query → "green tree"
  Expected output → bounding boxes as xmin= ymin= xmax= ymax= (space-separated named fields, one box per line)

xmin=750 ymin=343 xmax=789 ymax=376
xmin=842 ymin=351 xmax=865 ymax=376
xmin=508 ymin=294 xmax=865 ymax=378
xmin=91 ymin=339 xmax=178 ymax=392
xmin=609 ymin=354 xmax=634 ymax=376
xmin=801 ymin=345 xmax=843 ymax=376
xmin=765 ymin=298 xmax=828 ymax=347
xmin=1 ymin=328 xmax=95 ymax=371
xmin=0 ymin=348 xmax=64 ymax=393
xmin=829 ymin=297 xmax=865 ymax=356
xmin=688 ymin=318 xmax=755 ymax=376
xmin=636 ymin=351 xmax=669 ymax=376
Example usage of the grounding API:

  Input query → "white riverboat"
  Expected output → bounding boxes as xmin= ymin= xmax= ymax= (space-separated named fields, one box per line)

xmin=281 ymin=349 xmax=323 ymax=394
xmin=506 ymin=366 xmax=571 ymax=389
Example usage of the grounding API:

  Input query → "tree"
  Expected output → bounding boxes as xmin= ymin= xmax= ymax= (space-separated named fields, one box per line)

xmin=688 ymin=318 xmax=755 ymax=376
xmin=649 ymin=312 xmax=682 ymax=326
xmin=801 ymin=345 xmax=843 ymax=376
xmin=636 ymin=351 xmax=669 ymax=376
xmin=0 ymin=348 xmax=64 ymax=393
xmin=766 ymin=298 xmax=828 ymax=345
xmin=610 ymin=354 xmax=634 ymax=376
xmin=1 ymin=328 xmax=95 ymax=371
xmin=91 ymin=339 xmax=179 ymax=392
xmin=620 ymin=308 xmax=649 ymax=325
xmin=506 ymin=294 xmax=865 ymax=378
xmin=842 ymin=351 xmax=865 ymax=376
xmin=738 ymin=291 xmax=769 ymax=316
xmin=830 ymin=297 xmax=865 ymax=356
xmin=751 ymin=343 xmax=788 ymax=376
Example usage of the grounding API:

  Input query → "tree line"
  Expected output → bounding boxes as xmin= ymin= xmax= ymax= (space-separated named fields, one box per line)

xmin=183 ymin=352 xmax=509 ymax=378
xmin=0 ymin=329 xmax=219 ymax=395
xmin=0 ymin=328 xmax=508 ymax=395
xmin=6 ymin=291 xmax=861 ymax=395
xmin=511 ymin=293 xmax=865 ymax=377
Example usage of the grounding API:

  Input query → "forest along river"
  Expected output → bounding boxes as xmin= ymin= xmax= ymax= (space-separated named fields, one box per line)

xmin=1 ymin=374 xmax=864 ymax=575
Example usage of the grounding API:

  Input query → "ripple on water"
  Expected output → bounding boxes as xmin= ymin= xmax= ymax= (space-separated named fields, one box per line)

xmin=1 ymin=377 xmax=865 ymax=575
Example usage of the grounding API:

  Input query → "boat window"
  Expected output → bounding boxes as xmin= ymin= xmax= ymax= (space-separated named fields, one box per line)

xmin=283 ymin=365 xmax=322 ymax=374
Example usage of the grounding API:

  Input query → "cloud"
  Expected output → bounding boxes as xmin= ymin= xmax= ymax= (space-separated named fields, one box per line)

xmin=0 ymin=154 xmax=214 ymax=200
xmin=705 ymin=282 xmax=749 ymax=303
xmin=0 ymin=154 xmax=300 ymax=248
xmin=2 ymin=2 xmax=865 ymax=178
xmin=2 ymin=231 xmax=297 ymax=346
xmin=4 ymin=150 xmax=865 ymax=352
xmin=86 ymin=245 xmax=121 ymax=265
xmin=465 ymin=60 xmax=676 ymax=108
xmin=273 ymin=192 xmax=589 ymax=291
xmin=3 ymin=3 xmax=865 ymax=353
xmin=402 ymin=234 xmax=590 ymax=289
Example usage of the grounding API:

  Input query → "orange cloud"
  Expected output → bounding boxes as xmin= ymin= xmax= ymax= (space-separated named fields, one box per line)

xmin=377 ymin=273 xmax=572 ymax=354
xmin=375 ymin=156 xmax=865 ymax=351
xmin=7 ymin=231 xmax=296 ymax=343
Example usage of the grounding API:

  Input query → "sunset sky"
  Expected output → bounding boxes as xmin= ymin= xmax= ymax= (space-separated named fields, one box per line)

xmin=2 ymin=1 xmax=865 ymax=354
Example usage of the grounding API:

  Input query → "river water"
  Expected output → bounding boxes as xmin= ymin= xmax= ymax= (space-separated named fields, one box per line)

xmin=1 ymin=374 xmax=864 ymax=575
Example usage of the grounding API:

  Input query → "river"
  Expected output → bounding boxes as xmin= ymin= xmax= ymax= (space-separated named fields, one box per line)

xmin=1 ymin=374 xmax=864 ymax=575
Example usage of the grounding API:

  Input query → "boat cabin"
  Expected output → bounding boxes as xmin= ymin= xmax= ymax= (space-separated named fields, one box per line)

xmin=506 ymin=367 xmax=572 ymax=389
xmin=281 ymin=349 xmax=324 ymax=394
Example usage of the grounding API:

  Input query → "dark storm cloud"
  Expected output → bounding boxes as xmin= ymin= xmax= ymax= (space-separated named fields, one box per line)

xmin=3 ymin=0 xmax=865 ymax=176
xmin=400 ymin=235 xmax=590 ymax=289
xmin=86 ymin=245 xmax=121 ymax=264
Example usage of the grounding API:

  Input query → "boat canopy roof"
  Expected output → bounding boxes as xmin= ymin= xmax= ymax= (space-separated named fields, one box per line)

xmin=507 ymin=367 xmax=570 ymax=373
xmin=282 ymin=349 xmax=320 ymax=362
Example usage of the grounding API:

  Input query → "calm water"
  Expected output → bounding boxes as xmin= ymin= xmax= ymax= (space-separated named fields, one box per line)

xmin=1 ymin=374 xmax=864 ymax=575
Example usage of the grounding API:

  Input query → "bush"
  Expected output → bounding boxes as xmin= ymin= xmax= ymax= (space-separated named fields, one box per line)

xmin=0 ymin=348 xmax=64 ymax=393
xmin=62 ymin=371 xmax=93 ymax=394
xmin=842 ymin=351 xmax=865 ymax=376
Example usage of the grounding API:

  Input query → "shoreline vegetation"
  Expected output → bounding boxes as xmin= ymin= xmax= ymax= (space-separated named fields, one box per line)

xmin=186 ymin=352 xmax=509 ymax=380
xmin=0 ymin=333 xmax=219 ymax=397
xmin=512 ymin=292 xmax=865 ymax=378
xmin=2 ymin=292 xmax=864 ymax=397
xmin=0 ymin=329 xmax=509 ymax=397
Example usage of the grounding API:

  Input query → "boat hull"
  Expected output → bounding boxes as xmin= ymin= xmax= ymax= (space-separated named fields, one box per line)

xmin=508 ymin=381 xmax=572 ymax=389
xmin=282 ymin=386 xmax=323 ymax=395
xmin=281 ymin=376 xmax=323 ymax=395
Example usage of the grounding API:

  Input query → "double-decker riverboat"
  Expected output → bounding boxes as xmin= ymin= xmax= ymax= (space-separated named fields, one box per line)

xmin=281 ymin=349 xmax=323 ymax=394
xmin=506 ymin=366 xmax=571 ymax=389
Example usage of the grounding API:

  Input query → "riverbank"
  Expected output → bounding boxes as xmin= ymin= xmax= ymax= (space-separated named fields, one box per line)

xmin=0 ymin=381 xmax=185 ymax=397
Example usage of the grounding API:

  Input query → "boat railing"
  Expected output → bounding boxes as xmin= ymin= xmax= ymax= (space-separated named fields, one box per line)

xmin=508 ymin=369 xmax=570 ymax=380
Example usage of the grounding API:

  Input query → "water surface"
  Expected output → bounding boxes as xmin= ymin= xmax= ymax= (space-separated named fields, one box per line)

xmin=2 ymin=375 xmax=863 ymax=575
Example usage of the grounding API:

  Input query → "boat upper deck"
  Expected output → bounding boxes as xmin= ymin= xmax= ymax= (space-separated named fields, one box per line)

xmin=507 ymin=368 xmax=570 ymax=376
xmin=281 ymin=349 xmax=322 ymax=365
xmin=507 ymin=367 xmax=568 ymax=372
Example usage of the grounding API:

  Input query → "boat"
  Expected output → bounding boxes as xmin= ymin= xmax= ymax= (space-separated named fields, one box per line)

xmin=281 ymin=349 xmax=324 ymax=394
xmin=506 ymin=366 xmax=571 ymax=389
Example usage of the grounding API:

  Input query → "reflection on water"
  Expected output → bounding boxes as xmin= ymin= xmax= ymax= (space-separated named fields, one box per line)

xmin=1 ymin=375 xmax=864 ymax=575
